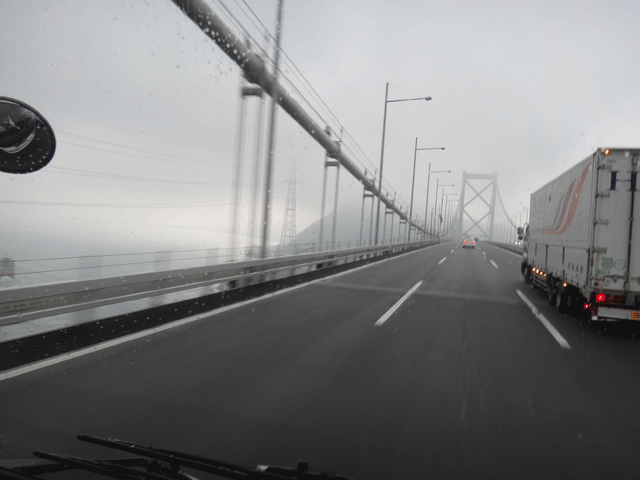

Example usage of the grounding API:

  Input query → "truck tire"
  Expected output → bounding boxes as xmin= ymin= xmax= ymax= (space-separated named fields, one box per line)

xmin=523 ymin=265 xmax=532 ymax=284
xmin=547 ymin=278 xmax=557 ymax=305
xmin=555 ymin=288 xmax=566 ymax=313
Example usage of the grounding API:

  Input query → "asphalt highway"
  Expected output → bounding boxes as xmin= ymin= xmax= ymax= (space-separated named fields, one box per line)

xmin=3 ymin=241 xmax=640 ymax=479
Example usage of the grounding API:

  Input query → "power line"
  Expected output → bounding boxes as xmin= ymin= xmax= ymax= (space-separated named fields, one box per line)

xmin=59 ymin=140 xmax=219 ymax=167
xmin=58 ymin=131 xmax=219 ymax=167
xmin=0 ymin=197 xmax=249 ymax=208
xmin=48 ymin=166 xmax=247 ymax=186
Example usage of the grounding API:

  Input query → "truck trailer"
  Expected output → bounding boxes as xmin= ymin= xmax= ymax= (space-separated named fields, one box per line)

xmin=519 ymin=148 xmax=640 ymax=321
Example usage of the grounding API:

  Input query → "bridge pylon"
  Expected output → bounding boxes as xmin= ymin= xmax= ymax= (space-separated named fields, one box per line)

xmin=457 ymin=172 xmax=497 ymax=241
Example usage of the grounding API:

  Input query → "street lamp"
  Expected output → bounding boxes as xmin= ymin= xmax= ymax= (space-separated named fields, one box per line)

xmin=375 ymin=83 xmax=432 ymax=245
xmin=409 ymin=138 xmax=444 ymax=241
xmin=434 ymin=179 xmax=455 ymax=237
xmin=442 ymin=193 xmax=456 ymax=239
xmin=423 ymin=165 xmax=450 ymax=239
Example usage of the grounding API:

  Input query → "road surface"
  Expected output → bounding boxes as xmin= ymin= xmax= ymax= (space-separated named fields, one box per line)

xmin=2 ymin=241 xmax=640 ymax=479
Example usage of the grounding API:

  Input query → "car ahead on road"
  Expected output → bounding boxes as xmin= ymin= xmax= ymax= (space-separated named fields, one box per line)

xmin=462 ymin=237 xmax=476 ymax=248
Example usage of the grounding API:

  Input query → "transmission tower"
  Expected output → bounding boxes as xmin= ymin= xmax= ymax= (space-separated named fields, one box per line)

xmin=279 ymin=169 xmax=298 ymax=254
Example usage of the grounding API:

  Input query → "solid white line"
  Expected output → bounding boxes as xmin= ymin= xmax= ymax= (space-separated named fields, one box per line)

xmin=374 ymin=280 xmax=423 ymax=326
xmin=438 ymin=257 xmax=447 ymax=265
xmin=490 ymin=260 xmax=498 ymax=269
xmin=516 ymin=290 xmax=571 ymax=349
xmin=1 ymin=243 xmax=444 ymax=382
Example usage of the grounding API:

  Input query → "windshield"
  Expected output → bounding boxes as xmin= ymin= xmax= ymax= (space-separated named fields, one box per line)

xmin=2 ymin=1 xmax=640 ymax=479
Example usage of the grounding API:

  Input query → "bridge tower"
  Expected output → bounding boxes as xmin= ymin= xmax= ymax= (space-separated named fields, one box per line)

xmin=457 ymin=172 xmax=498 ymax=240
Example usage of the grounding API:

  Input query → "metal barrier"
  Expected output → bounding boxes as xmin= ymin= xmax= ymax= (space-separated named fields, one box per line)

xmin=0 ymin=241 xmax=438 ymax=325
xmin=484 ymin=241 xmax=523 ymax=255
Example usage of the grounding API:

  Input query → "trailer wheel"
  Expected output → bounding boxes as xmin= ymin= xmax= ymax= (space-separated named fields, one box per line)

xmin=523 ymin=265 xmax=532 ymax=284
xmin=555 ymin=288 xmax=566 ymax=313
xmin=547 ymin=278 xmax=557 ymax=305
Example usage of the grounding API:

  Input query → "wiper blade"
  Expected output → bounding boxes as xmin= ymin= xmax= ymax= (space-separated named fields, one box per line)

xmin=78 ymin=435 xmax=352 ymax=479
xmin=33 ymin=451 xmax=191 ymax=480
xmin=0 ymin=434 xmax=352 ymax=480
xmin=0 ymin=464 xmax=38 ymax=480
xmin=79 ymin=434 xmax=251 ymax=478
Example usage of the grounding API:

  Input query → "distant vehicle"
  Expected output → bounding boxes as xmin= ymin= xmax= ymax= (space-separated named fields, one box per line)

xmin=474 ymin=237 xmax=479 ymax=243
xmin=519 ymin=148 xmax=640 ymax=321
xmin=462 ymin=237 xmax=476 ymax=248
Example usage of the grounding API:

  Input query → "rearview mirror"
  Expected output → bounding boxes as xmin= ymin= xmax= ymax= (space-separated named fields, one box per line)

xmin=516 ymin=227 xmax=523 ymax=235
xmin=0 ymin=97 xmax=56 ymax=174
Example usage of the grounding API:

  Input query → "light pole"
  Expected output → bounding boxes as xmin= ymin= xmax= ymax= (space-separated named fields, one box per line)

xmin=433 ymin=179 xmax=455 ymax=237
xmin=448 ymin=201 xmax=459 ymax=238
xmin=409 ymin=138 xmax=444 ymax=241
xmin=375 ymin=83 xmax=432 ymax=245
xmin=439 ymin=188 xmax=455 ymax=237
xmin=423 ymin=165 xmax=451 ymax=239
xmin=442 ymin=193 xmax=456 ymax=239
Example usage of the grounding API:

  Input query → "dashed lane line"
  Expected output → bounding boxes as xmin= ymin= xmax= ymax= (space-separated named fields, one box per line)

xmin=516 ymin=290 xmax=571 ymax=350
xmin=374 ymin=281 xmax=423 ymax=326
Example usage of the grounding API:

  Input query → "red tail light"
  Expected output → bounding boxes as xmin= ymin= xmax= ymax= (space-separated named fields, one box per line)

xmin=596 ymin=294 xmax=606 ymax=303
xmin=463 ymin=241 xmax=466 ymax=244
xmin=583 ymin=303 xmax=590 ymax=310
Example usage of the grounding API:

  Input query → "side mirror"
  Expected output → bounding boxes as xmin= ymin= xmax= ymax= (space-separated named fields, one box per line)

xmin=0 ymin=97 xmax=56 ymax=174
xmin=516 ymin=227 xmax=523 ymax=235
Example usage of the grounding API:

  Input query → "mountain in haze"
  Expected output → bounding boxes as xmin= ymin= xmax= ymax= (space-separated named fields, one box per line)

xmin=291 ymin=200 xmax=411 ymax=251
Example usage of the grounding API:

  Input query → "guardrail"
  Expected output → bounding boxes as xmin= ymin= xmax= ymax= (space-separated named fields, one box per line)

xmin=485 ymin=241 xmax=523 ymax=255
xmin=0 ymin=240 xmax=439 ymax=326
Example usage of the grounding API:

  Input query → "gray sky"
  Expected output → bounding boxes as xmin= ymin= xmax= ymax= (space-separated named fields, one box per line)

xmin=2 ymin=0 xmax=639 ymax=257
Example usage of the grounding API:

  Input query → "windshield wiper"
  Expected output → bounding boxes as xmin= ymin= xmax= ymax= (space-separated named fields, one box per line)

xmin=0 ymin=434 xmax=353 ymax=480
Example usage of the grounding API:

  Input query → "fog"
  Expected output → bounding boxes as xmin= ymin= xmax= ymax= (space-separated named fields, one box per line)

xmin=2 ymin=0 xmax=639 ymax=259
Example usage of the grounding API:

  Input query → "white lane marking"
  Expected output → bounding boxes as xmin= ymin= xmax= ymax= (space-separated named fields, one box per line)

xmin=450 ymin=249 xmax=454 ymax=254
xmin=374 ymin=280 xmax=424 ymax=326
xmin=490 ymin=260 xmax=498 ymax=269
xmin=516 ymin=290 xmax=571 ymax=350
xmin=482 ymin=251 xmax=486 ymax=257
xmin=438 ymin=257 xmax=447 ymax=265
xmin=1 ymin=243 xmax=445 ymax=382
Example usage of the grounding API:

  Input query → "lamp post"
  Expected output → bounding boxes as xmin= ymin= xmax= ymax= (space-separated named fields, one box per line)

xmin=423 ymin=165 xmax=450 ymax=239
xmin=442 ymin=193 xmax=456 ymax=239
xmin=409 ymin=138 xmax=444 ymax=241
xmin=375 ymin=83 xmax=432 ymax=245
xmin=433 ymin=179 xmax=455 ymax=237
xmin=438 ymin=188 xmax=455 ymax=237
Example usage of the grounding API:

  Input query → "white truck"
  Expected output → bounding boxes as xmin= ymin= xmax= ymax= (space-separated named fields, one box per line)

xmin=519 ymin=148 xmax=640 ymax=321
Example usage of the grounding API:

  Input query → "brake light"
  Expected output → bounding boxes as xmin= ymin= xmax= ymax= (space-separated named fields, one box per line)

xmin=463 ymin=241 xmax=466 ymax=244
xmin=472 ymin=241 xmax=475 ymax=245
xmin=583 ymin=303 xmax=590 ymax=310
xmin=596 ymin=293 xmax=606 ymax=303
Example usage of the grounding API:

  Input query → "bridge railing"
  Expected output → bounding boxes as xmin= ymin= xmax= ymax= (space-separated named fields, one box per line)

xmin=0 ymin=240 xmax=439 ymax=326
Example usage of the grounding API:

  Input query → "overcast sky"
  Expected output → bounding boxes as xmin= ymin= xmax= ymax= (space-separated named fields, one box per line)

xmin=2 ymin=0 xmax=639 ymax=258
